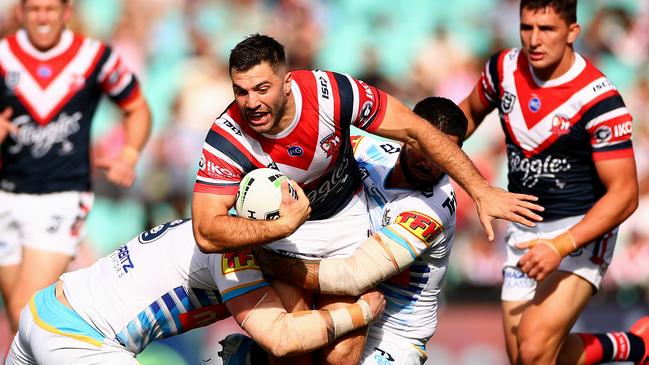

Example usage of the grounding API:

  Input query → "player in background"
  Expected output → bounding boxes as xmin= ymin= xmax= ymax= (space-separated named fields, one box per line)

xmin=192 ymin=33 xmax=542 ymax=365
xmin=459 ymin=0 xmax=647 ymax=364
xmin=5 ymin=219 xmax=385 ymax=364
xmin=0 ymin=0 xmax=151 ymax=333
xmin=218 ymin=96 xmax=468 ymax=365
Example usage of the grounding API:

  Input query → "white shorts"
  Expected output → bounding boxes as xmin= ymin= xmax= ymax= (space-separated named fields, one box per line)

xmin=360 ymin=330 xmax=427 ymax=365
xmin=501 ymin=215 xmax=617 ymax=302
xmin=0 ymin=191 xmax=94 ymax=266
xmin=6 ymin=284 xmax=138 ymax=365
xmin=264 ymin=190 xmax=370 ymax=259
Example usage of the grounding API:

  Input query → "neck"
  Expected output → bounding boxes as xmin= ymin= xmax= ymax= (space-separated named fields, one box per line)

xmin=386 ymin=155 xmax=409 ymax=189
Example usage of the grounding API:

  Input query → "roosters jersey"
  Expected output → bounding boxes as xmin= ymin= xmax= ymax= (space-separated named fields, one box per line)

xmin=195 ymin=70 xmax=387 ymax=220
xmin=353 ymin=135 xmax=457 ymax=342
xmin=0 ymin=29 xmax=141 ymax=193
xmin=478 ymin=49 xmax=634 ymax=220
xmin=60 ymin=219 xmax=268 ymax=354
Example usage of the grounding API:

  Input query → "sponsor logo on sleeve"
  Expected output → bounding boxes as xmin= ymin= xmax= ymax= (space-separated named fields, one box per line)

xmin=594 ymin=126 xmax=612 ymax=143
xmin=221 ymin=250 xmax=260 ymax=274
xmin=613 ymin=120 xmax=632 ymax=138
xmin=394 ymin=211 xmax=443 ymax=245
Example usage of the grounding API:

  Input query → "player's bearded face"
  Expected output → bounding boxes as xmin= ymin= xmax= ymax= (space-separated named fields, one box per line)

xmin=19 ymin=0 xmax=71 ymax=52
xmin=400 ymin=145 xmax=444 ymax=189
xmin=519 ymin=6 xmax=580 ymax=78
xmin=232 ymin=62 xmax=291 ymax=135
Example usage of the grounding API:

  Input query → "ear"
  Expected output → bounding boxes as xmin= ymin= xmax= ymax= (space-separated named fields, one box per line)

xmin=566 ymin=23 xmax=581 ymax=45
xmin=15 ymin=3 xmax=24 ymax=23
xmin=283 ymin=71 xmax=292 ymax=95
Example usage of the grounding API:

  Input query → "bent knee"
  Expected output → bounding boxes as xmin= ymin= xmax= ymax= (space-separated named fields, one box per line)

xmin=518 ymin=337 xmax=559 ymax=365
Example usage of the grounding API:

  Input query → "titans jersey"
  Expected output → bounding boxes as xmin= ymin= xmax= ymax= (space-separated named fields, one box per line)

xmin=478 ymin=49 xmax=634 ymax=220
xmin=0 ymin=29 xmax=141 ymax=193
xmin=195 ymin=70 xmax=387 ymax=220
xmin=60 ymin=219 xmax=268 ymax=354
xmin=352 ymin=135 xmax=457 ymax=343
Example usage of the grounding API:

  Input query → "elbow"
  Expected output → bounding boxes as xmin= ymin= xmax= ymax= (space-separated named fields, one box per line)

xmin=192 ymin=225 xmax=227 ymax=254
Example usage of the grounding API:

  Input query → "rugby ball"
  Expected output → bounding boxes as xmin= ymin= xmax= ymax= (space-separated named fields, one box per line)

xmin=235 ymin=168 xmax=297 ymax=220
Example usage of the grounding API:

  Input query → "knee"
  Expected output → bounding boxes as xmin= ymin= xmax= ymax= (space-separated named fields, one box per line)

xmin=518 ymin=335 xmax=557 ymax=365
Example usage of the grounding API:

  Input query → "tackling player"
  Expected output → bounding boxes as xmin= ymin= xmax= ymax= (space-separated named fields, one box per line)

xmin=459 ymin=0 xmax=648 ymax=364
xmin=219 ymin=96 xmax=468 ymax=365
xmin=5 ymin=219 xmax=385 ymax=364
xmin=192 ymin=33 xmax=542 ymax=364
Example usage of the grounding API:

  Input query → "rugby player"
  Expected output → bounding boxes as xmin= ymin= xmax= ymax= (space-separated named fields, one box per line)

xmin=459 ymin=0 xmax=648 ymax=364
xmin=5 ymin=219 xmax=385 ymax=364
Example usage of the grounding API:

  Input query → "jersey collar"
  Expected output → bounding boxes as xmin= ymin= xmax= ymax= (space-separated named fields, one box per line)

xmin=528 ymin=52 xmax=586 ymax=88
xmin=16 ymin=28 xmax=74 ymax=60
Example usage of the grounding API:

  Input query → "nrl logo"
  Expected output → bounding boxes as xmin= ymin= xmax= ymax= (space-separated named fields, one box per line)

xmin=5 ymin=71 xmax=20 ymax=90
xmin=550 ymin=114 xmax=571 ymax=136
xmin=319 ymin=133 xmax=340 ymax=157
xmin=501 ymin=92 xmax=516 ymax=113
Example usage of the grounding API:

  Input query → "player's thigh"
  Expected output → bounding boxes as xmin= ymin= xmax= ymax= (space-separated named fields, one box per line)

xmin=518 ymin=271 xmax=593 ymax=349
xmin=14 ymin=248 xmax=72 ymax=293
xmin=315 ymin=294 xmax=368 ymax=365
xmin=0 ymin=264 xmax=20 ymax=301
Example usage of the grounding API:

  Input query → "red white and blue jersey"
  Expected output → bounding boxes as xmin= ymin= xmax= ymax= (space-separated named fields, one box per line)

xmin=61 ymin=219 xmax=268 ymax=354
xmin=194 ymin=70 xmax=387 ymax=220
xmin=478 ymin=49 xmax=634 ymax=220
xmin=0 ymin=29 xmax=142 ymax=193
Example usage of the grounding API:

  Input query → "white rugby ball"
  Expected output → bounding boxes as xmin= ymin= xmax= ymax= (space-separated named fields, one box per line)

xmin=235 ymin=168 xmax=297 ymax=220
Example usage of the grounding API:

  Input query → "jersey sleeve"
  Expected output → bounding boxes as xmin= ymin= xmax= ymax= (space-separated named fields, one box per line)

xmin=476 ymin=50 xmax=507 ymax=109
xmin=210 ymin=250 xmax=269 ymax=303
xmin=96 ymin=45 xmax=142 ymax=108
xmin=583 ymin=90 xmax=634 ymax=161
xmin=193 ymin=105 xmax=263 ymax=195
xmin=328 ymin=71 xmax=388 ymax=134
xmin=378 ymin=190 xmax=455 ymax=260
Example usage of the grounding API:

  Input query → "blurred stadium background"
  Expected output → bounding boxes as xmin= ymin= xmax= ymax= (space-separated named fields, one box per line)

xmin=1 ymin=0 xmax=648 ymax=364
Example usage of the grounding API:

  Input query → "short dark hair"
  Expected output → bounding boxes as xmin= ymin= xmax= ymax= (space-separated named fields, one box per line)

xmin=229 ymin=34 xmax=286 ymax=74
xmin=520 ymin=0 xmax=577 ymax=24
xmin=413 ymin=97 xmax=468 ymax=147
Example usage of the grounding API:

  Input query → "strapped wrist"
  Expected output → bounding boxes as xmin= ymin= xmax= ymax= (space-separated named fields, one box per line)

xmin=119 ymin=145 xmax=140 ymax=166
xmin=549 ymin=231 xmax=577 ymax=257
xmin=328 ymin=298 xmax=371 ymax=337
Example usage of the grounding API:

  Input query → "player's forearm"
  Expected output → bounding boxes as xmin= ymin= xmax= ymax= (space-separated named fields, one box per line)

xmin=123 ymin=99 xmax=151 ymax=149
xmin=251 ymin=248 xmax=321 ymax=291
xmin=119 ymin=97 xmax=152 ymax=164
xmin=568 ymin=187 xmax=638 ymax=248
xmin=242 ymin=297 xmax=375 ymax=357
xmin=193 ymin=214 xmax=294 ymax=253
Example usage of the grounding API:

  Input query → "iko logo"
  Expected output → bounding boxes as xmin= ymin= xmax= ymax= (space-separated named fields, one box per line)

xmin=614 ymin=121 xmax=632 ymax=138
xmin=206 ymin=161 xmax=237 ymax=179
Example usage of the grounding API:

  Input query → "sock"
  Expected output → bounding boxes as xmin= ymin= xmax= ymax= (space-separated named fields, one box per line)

xmin=578 ymin=332 xmax=645 ymax=364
